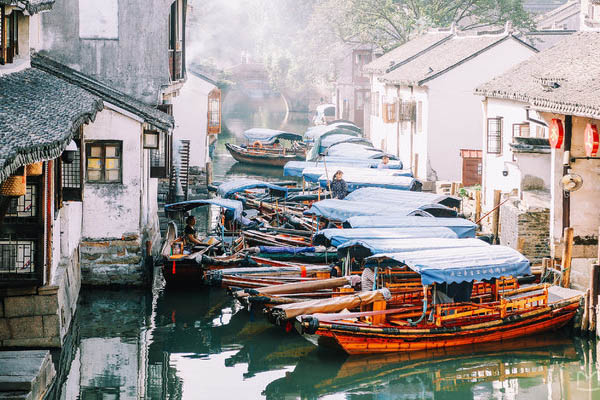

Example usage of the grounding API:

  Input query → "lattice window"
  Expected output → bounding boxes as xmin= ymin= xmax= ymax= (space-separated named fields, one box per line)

xmin=86 ymin=141 xmax=122 ymax=183
xmin=208 ymin=88 xmax=221 ymax=135
xmin=5 ymin=184 xmax=38 ymax=218
xmin=0 ymin=240 xmax=36 ymax=275
xmin=150 ymin=132 xmax=169 ymax=178
xmin=62 ymin=140 xmax=83 ymax=201
xmin=487 ymin=118 xmax=503 ymax=154
xmin=382 ymin=101 xmax=397 ymax=123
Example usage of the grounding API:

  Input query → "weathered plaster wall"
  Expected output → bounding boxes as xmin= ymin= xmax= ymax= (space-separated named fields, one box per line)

xmin=427 ymin=38 xmax=537 ymax=182
xmin=481 ymin=98 xmax=550 ymax=210
xmin=172 ymin=73 xmax=214 ymax=168
xmin=82 ymin=109 xmax=141 ymax=239
xmin=40 ymin=0 xmax=174 ymax=103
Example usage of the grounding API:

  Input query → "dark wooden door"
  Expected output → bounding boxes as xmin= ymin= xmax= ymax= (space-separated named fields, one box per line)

xmin=462 ymin=157 xmax=482 ymax=187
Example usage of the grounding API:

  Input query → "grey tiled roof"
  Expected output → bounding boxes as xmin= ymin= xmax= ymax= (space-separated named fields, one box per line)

xmin=0 ymin=0 xmax=55 ymax=14
xmin=32 ymin=53 xmax=174 ymax=131
xmin=381 ymin=34 xmax=536 ymax=86
xmin=363 ymin=32 xmax=452 ymax=74
xmin=475 ymin=32 xmax=600 ymax=119
xmin=0 ymin=68 xmax=103 ymax=182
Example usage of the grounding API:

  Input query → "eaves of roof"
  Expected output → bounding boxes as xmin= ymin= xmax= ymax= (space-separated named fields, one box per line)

xmin=0 ymin=0 xmax=55 ymax=14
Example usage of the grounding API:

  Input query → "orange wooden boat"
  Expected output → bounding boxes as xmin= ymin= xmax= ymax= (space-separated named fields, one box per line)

xmin=297 ymin=246 xmax=583 ymax=354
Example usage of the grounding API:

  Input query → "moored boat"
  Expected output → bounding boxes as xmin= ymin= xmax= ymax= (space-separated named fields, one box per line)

xmin=226 ymin=128 xmax=306 ymax=167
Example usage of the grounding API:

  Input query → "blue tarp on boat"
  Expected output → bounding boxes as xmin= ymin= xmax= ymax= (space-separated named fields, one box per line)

xmin=345 ymin=187 xmax=460 ymax=208
xmin=164 ymin=198 xmax=243 ymax=221
xmin=337 ymin=237 xmax=488 ymax=258
xmin=313 ymin=227 xmax=458 ymax=247
xmin=320 ymin=134 xmax=367 ymax=148
xmin=318 ymin=174 xmax=418 ymax=192
xmin=307 ymin=131 xmax=363 ymax=160
xmin=304 ymin=199 xmax=434 ymax=220
xmin=258 ymin=246 xmax=316 ymax=254
xmin=366 ymin=246 xmax=531 ymax=286
xmin=217 ymin=179 xmax=289 ymax=199
xmin=283 ymin=159 xmax=404 ymax=177
xmin=324 ymin=143 xmax=383 ymax=159
xmin=304 ymin=125 xmax=360 ymax=143
xmin=243 ymin=128 xmax=303 ymax=144
xmin=343 ymin=216 xmax=477 ymax=238
xmin=301 ymin=166 xmax=413 ymax=183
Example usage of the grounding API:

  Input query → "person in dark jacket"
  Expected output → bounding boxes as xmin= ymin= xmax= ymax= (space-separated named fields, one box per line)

xmin=330 ymin=170 xmax=348 ymax=199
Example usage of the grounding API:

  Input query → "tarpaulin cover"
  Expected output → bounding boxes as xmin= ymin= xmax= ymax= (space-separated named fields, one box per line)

xmin=164 ymin=198 xmax=243 ymax=221
xmin=320 ymin=134 xmax=367 ymax=148
xmin=326 ymin=121 xmax=361 ymax=133
xmin=318 ymin=174 xmax=417 ymax=192
xmin=366 ymin=246 xmax=531 ymax=286
xmin=304 ymin=125 xmax=359 ymax=143
xmin=337 ymin=237 xmax=489 ymax=257
xmin=273 ymin=289 xmax=388 ymax=319
xmin=345 ymin=187 xmax=460 ymax=208
xmin=323 ymin=143 xmax=383 ymax=159
xmin=343 ymin=216 xmax=477 ymax=238
xmin=243 ymin=128 xmax=303 ymax=144
xmin=217 ymin=179 xmax=289 ymax=199
xmin=301 ymin=166 xmax=412 ymax=183
xmin=307 ymin=131 xmax=363 ymax=160
xmin=305 ymin=199 xmax=433 ymax=220
xmin=313 ymin=227 xmax=458 ymax=247
xmin=257 ymin=246 xmax=316 ymax=254
xmin=283 ymin=159 xmax=404 ymax=177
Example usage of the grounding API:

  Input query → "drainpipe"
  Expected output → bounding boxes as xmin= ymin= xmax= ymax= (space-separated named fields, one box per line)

xmin=562 ymin=115 xmax=573 ymax=229
xmin=525 ymin=107 xmax=548 ymax=128
xmin=396 ymin=85 xmax=401 ymax=159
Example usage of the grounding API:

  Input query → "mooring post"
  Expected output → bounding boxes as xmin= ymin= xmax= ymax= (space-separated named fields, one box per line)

xmin=561 ymin=227 xmax=574 ymax=288
xmin=492 ymin=190 xmax=501 ymax=244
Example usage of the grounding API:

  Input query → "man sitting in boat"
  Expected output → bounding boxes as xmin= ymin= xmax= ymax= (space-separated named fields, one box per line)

xmin=377 ymin=155 xmax=390 ymax=169
xmin=184 ymin=215 xmax=204 ymax=247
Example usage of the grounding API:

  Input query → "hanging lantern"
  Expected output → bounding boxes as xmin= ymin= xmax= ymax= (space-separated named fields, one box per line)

xmin=0 ymin=168 xmax=27 ymax=197
xmin=585 ymin=123 xmax=599 ymax=157
xmin=549 ymin=118 xmax=564 ymax=149
xmin=26 ymin=162 xmax=43 ymax=176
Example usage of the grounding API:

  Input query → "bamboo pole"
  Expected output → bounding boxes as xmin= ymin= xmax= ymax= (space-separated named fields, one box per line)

xmin=475 ymin=190 xmax=481 ymax=224
xmin=561 ymin=227 xmax=574 ymax=288
xmin=492 ymin=190 xmax=501 ymax=244
xmin=590 ymin=264 xmax=599 ymax=333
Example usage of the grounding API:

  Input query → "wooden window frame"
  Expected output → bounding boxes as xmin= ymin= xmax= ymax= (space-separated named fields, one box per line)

xmin=85 ymin=141 xmax=123 ymax=184
xmin=382 ymin=101 xmax=397 ymax=123
xmin=487 ymin=118 xmax=503 ymax=155
xmin=207 ymin=88 xmax=221 ymax=135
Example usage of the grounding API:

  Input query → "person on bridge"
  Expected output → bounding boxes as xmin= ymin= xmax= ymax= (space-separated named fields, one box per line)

xmin=330 ymin=170 xmax=348 ymax=200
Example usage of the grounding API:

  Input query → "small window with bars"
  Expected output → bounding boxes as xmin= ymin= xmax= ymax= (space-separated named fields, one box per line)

xmin=86 ymin=141 xmax=122 ymax=183
xmin=62 ymin=140 xmax=83 ymax=201
xmin=150 ymin=132 xmax=169 ymax=178
xmin=487 ymin=118 xmax=503 ymax=154
xmin=0 ymin=239 xmax=36 ymax=276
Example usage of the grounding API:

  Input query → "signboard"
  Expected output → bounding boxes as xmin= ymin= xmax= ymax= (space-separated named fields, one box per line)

xmin=549 ymin=118 xmax=564 ymax=149
xmin=585 ymin=123 xmax=599 ymax=157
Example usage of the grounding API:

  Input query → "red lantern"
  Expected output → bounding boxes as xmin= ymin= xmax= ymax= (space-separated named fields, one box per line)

xmin=549 ymin=118 xmax=564 ymax=149
xmin=585 ymin=123 xmax=599 ymax=157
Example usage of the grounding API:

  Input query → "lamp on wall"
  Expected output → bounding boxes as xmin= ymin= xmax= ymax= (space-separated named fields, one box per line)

xmin=61 ymin=140 xmax=78 ymax=164
xmin=143 ymin=130 xmax=160 ymax=149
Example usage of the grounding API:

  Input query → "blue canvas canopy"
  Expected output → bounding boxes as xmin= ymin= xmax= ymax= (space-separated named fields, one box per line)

xmin=345 ymin=187 xmax=460 ymax=208
xmin=312 ymin=227 xmax=458 ymax=247
xmin=243 ymin=128 xmax=303 ymax=144
xmin=320 ymin=134 xmax=367 ymax=149
xmin=324 ymin=143 xmax=383 ymax=159
xmin=304 ymin=199 xmax=436 ymax=221
xmin=304 ymin=125 xmax=360 ymax=143
xmin=301 ymin=166 xmax=412 ymax=183
xmin=343 ymin=216 xmax=477 ymax=238
xmin=283 ymin=159 xmax=404 ymax=177
xmin=366 ymin=246 xmax=531 ymax=286
xmin=327 ymin=121 xmax=361 ymax=133
xmin=337 ymin=237 xmax=488 ymax=259
xmin=164 ymin=198 xmax=243 ymax=221
xmin=318 ymin=174 xmax=419 ymax=192
xmin=217 ymin=179 xmax=288 ymax=199
xmin=307 ymin=130 xmax=362 ymax=160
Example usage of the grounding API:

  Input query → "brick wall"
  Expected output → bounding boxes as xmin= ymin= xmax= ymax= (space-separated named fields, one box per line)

xmin=80 ymin=233 xmax=148 ymax=286
xmin=500 ymin=199 xmax=550 ymax=264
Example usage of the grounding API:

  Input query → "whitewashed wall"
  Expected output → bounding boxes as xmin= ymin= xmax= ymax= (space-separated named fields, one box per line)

xmin=82 ymin=108 xmax=142 ymax=238
xmin=427 ymin=38 xmax=537 ymax=183
xmin=172 ymin=74 xmax=216 ymax=168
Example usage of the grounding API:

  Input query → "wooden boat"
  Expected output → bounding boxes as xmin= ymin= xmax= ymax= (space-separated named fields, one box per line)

xmin=225 ymin=128 xmax=306 ymax=167
xmin=296 ymin=246 xmax=583 ymax=354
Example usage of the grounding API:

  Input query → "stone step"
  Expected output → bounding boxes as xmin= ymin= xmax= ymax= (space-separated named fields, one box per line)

xmin=0 ymin=351 xmax=55 ymax=400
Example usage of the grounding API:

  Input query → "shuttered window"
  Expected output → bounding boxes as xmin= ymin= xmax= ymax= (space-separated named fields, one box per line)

xmin=487 ymin=118 xmax=503 ymax=154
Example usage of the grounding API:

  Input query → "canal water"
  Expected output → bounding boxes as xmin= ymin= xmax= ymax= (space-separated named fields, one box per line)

xmin=47 ymin=94 xmax=600 ymax=400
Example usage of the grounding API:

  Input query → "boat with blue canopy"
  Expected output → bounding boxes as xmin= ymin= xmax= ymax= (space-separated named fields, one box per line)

xmin=304 ymin=199 xmax=454 ymax=221
xmin=283 ymin=159 xmax=404 ymax=177
xmin=217 ymin=179 xmax=289 ymax=199
xmin=337 ymin=237 xmax=489 ymax=259
xmin=318 ymin=174 xmax=420 ymax=192
xmin=301 ymin=166 xmax=412 ymax=183
xmin=343 ymin=216 xmax=477 ymax=238
xmin=312 ymin=227 xmax=459 ymax=247
xmin=323 ymin=143 xmax=384 ymax=159
xmin=306 ymin=131 xmax=363 ymax=160
xmin=225 ymin=128 xmax=306 ymax=167
xmin=304 ymin=125 xmax=360 ymax=143
xmin=345 ymin=187 xmax=460 ymax=208
xmin=164 ymin=198 xmax=244 ymax=222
